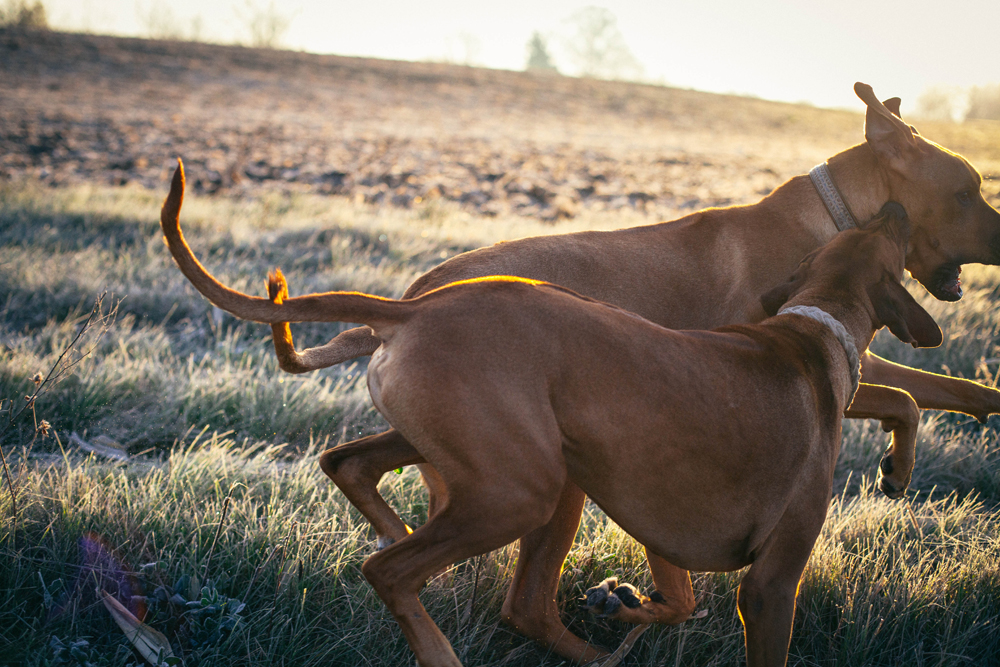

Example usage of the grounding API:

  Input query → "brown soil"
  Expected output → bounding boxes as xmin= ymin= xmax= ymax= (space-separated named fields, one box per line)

xmin=2 ymin=28 xmax=998 ymax=219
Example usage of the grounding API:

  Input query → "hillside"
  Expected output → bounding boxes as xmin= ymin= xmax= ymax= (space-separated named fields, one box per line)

xmin=4 ymin=29 xmax=997 ymax=222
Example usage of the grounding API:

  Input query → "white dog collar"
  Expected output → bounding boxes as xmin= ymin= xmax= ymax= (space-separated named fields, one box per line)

xmin=809 ymin=163 xmax=858 ymax=232
xmin=778 ymin=304 xmax=860 ymax=405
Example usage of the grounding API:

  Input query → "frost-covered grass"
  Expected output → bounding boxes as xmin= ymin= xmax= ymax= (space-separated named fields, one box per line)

xmin=2 ymin=181 xmax=1000 ymax=665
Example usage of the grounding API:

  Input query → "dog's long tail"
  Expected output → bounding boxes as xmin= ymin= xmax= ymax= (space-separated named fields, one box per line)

xmin=160 ymin=159 xmax=412 ymax=334
xmin=265 ymin=269 xmax=407 ymax=371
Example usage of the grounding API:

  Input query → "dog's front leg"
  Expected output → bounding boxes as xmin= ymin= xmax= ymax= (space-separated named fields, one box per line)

xmin=737 ymin=500 xmax=827 ymax=667
xmin=737 ymin=556 xmax=806 ymax=667
xmin=845 ymin=383 xmax=920 ymax=498
xmin=861 ymin=351 xmax=1000 ymax=422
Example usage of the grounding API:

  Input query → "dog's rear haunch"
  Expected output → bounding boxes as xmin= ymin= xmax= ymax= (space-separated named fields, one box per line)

xmin=169 ymin=180 xmax=940 ymax=666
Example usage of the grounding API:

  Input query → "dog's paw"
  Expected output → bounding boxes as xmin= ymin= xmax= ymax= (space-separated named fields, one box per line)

xmin=584 ymin=577 xmax=617 ymax=609
xmin=878 ymin=476 xmax=905 ymax=499
xmin=611 ymin=583 xmax=642 ymax=609
xmin=583 ymin=578 xmax=644 ymax=618
xmin=877 ymin=450 xmax=908 ymax=500
xmin=584 ymin=580 xmax=702 ymax=625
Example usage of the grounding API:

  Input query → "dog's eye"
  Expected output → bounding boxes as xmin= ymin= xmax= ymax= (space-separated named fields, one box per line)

xmin=955 ymin=191 xmax=973 ymax=208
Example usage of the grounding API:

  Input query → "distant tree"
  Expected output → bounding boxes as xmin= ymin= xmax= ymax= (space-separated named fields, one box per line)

xmin=564 ymin=6 xmax=643 ymax=81
xmin=0 ymin=0 xmax=47 ymax=29
xmin=525 ymin=31 xmax=557 ymax=72
xmin=448 ymin=31 xmax=482 ymax=66
xmin=914 ymin=86 xmax=959 ymax=122
xmin=136 ymin=0 xmax=186 ymax=40
xmin=189 ymin=14 xmax=203 ymax=41
xmin=966 ymin=85 xmax=1000 ymax=121
xmin=236 ymin=0 xmax=294 ymax=49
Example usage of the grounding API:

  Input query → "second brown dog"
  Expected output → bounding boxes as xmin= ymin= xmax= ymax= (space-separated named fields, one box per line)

xmin=162 ymin=196 xmax=940 ymax=665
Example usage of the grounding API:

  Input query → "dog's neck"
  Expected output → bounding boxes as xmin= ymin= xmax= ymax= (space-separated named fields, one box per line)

xmin=777 ymin=304 xmax=861 ymax=405
xmin=809 ymin=163 xmax=858 ymax=232
xmin=782 ymin=145 xmax=892 ymax=243
xmin=824 ymin=145 xmax=892 ymax=229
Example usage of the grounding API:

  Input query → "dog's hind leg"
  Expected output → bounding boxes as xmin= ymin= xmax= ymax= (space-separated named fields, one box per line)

xmin=361 ymin=476 xmax=567 ymax=666
xmin=320 ymin=429 xmax=426 ymax=549
xmin=501 ymin=482 xmax=611 ymax=664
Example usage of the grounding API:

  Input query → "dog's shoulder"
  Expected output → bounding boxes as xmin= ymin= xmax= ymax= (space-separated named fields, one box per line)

xmin=716 ymin=320 xmax=841 ymax=382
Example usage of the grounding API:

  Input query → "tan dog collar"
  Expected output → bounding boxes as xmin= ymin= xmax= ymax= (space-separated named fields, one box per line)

xmin=809 ymin=163 xmax=858 ymax=232
xmin=777 ymin=304 xmax=860 ymax=405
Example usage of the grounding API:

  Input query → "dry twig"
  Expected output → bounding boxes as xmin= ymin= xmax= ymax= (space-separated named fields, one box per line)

xmin=0 ymin=292 xmax=119 ymax=518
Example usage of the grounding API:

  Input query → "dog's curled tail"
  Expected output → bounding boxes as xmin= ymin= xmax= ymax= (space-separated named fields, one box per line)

xmin=160 ymin=159 xmax=412 ymax=334
xmin=264 ymin=268 xmax=409 ymax=330
xmin=266 ymin=269 xmax=410 ymax=372
xmin=160 ymin=159 xmax=278 ymax=322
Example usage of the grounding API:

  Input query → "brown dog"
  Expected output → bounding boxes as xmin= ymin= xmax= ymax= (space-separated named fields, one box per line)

xmin=159 ymin=83 xmax=1000 ymax=663
xmin=165 ymin=203 xmax=940 ymax=666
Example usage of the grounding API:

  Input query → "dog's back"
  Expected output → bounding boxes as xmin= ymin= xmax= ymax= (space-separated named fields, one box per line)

xmin=368 ymin=279 xmax=847 ymax=571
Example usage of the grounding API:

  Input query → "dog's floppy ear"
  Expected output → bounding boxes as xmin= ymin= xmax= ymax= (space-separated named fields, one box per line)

xmin=761 ymin=249 xmax=823 ymax=316
xmin=761 ymin=269 xmax=807 ymax=316
xmin=868 ymin=279 xmax=942 ymax=348
xmin=856 ymin=83 xmax=919 ymax=172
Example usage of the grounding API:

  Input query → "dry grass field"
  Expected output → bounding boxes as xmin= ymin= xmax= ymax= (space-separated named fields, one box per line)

xmin=2 ymin=28 xmax=1000 ymax=667
xmin=4 ymin=30 xmax=998 ymax=219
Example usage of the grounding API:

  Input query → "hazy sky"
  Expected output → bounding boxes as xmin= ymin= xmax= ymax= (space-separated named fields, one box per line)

xmin=43 ymin=0 xmax=1000 ymax=112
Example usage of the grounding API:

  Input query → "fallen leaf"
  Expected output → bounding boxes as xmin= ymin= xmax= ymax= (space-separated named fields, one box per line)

xmin=100 ymin=589 xmax=177 ymax=666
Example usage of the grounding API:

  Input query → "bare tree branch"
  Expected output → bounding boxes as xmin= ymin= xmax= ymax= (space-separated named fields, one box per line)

xmin=564 ymin=6 xmax=643 ymax=81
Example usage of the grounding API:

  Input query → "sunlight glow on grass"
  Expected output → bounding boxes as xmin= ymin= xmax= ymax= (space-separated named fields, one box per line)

xmin=2 ymin=173 xmax=1000 ymax=664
